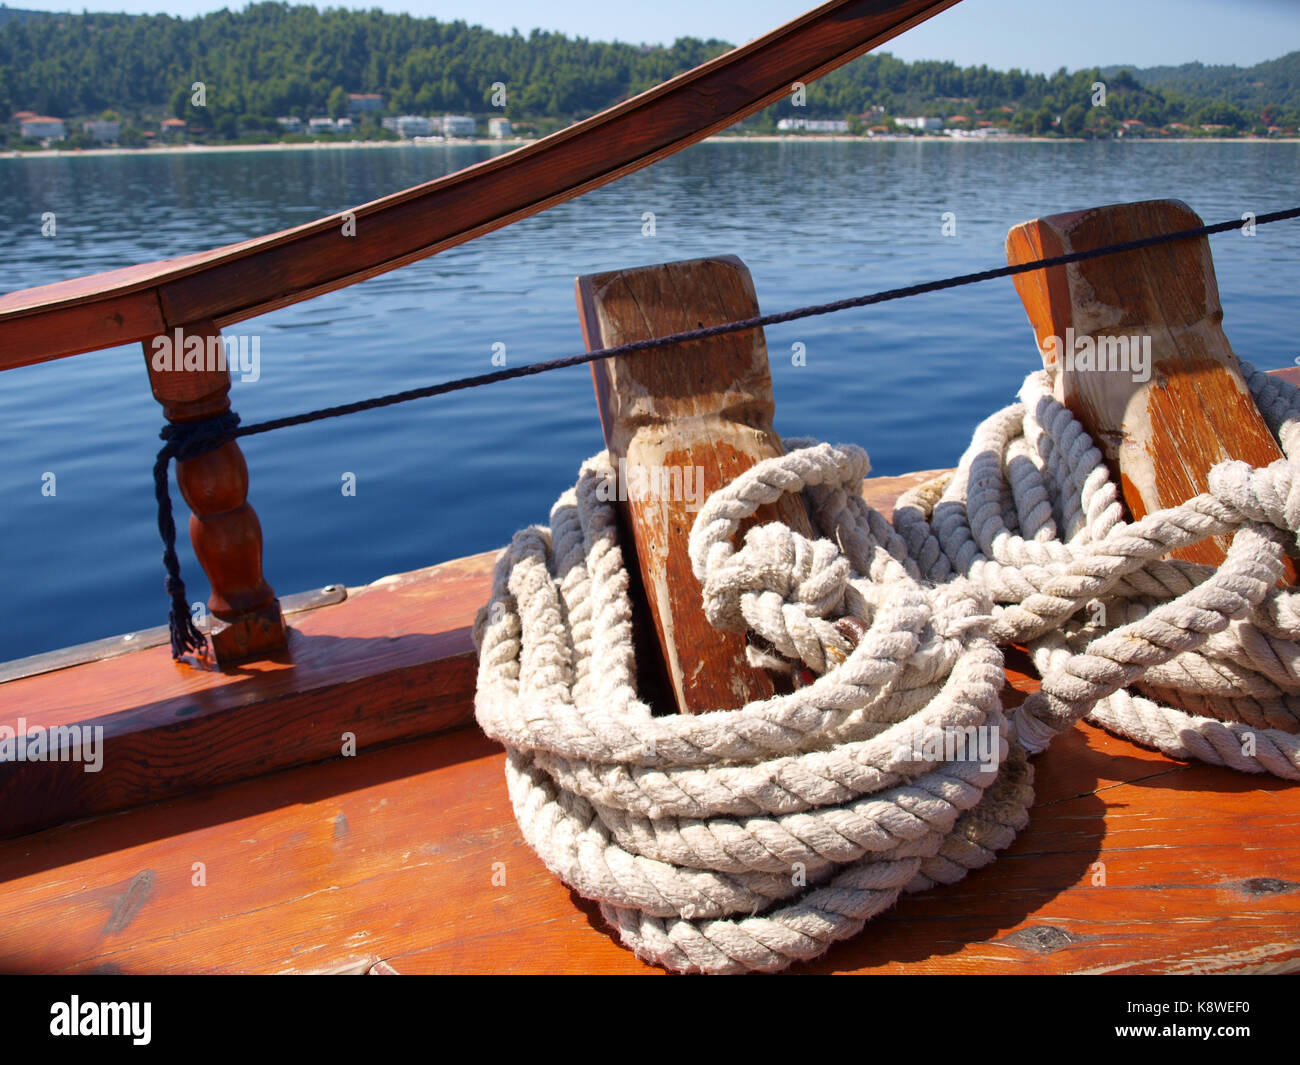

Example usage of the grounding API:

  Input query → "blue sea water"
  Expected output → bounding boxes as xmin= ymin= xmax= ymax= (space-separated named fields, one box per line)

xmin=1 ymin=138 xmax=1298 ymax=660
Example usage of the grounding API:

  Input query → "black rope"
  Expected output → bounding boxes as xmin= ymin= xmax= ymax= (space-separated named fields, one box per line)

xmin=154 ymin=205 xmax=1300 ymax=656
xmin=230 ymin=204 xmax=1300 ymax=434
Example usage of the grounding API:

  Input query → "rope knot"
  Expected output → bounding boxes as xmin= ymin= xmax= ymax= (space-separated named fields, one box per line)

xmin=701 ymin=521 xmax=853 ymax=671
xmin=1209 ymin=457 xmax=1300 ymax=538
xmin=928 ymin=582 xmax=993 ymax=640
xmin=159 ymin=411 xmax=242 ymax=462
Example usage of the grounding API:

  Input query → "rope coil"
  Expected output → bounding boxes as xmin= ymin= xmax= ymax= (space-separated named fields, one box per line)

xmin=473 ymin=362 xmax=1300 ymax=974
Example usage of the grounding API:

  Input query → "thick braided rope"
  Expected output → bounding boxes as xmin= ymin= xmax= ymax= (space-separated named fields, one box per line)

xmin=893 ymin=363 xmax=1300 ymax=775
xmin=475 ymin=446 xmax=1034 ymax=974
xmin=473 ymin=362 xmax=1300 ymax=974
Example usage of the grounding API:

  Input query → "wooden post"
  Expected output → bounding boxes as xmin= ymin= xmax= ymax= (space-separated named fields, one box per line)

xmin=576 ymin=255 xmax=815 ymax=714
xmin=1006 ymin=199 xmax=1294 ymax=577
xmin=143 ymin=320 xmax=287 ymax=663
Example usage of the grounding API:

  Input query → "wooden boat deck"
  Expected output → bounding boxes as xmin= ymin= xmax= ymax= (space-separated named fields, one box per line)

xmin=5 ymin=718 xmax=1300 ymax=975
xmin=3 ymin=471 xmax=1299 ymax=975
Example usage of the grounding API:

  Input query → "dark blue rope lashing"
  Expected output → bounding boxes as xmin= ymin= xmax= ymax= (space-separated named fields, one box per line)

xmin=153 ymin=412 xmax=241 ymax=658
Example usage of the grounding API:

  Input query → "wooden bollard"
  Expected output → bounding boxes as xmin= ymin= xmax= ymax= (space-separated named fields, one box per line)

xmin=576 ymin=255 xmax=815 ymax=714
xmin=143 ymin=320 xmax=287 ymax=663
xmin=1006 ymin=199 xmax=1295 ymax=577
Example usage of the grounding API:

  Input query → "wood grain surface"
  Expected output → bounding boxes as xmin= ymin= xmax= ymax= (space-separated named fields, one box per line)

xmin=1 ymin=711 xmax=1296 ymax=975
xmin=578 ymin=256 xmax=815 ymax=713
xmin=0 ymin=551 xmax=498 ymax=839
xmin=1007 ymin=199 xmax=1292 ymax=574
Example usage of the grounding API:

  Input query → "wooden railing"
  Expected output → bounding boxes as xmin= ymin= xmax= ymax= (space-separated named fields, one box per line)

xmin=0 ymin=0 xmax=959 ymax=663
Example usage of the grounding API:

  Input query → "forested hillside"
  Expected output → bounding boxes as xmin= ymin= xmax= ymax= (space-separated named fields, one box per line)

xmin=0 ymin=4 xmax=50 ymax=27
xmin=0 ymin=4 xmax=729 ymax=121
xmin=1 ymin=3 xmax=1295 ymax=142
xmin=1104 ymin=52 xmax=1300 ymax=116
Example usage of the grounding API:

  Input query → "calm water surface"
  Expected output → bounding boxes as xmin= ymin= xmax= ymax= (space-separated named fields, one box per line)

xmin=2 ymin=139 xmax=1298 ymax=659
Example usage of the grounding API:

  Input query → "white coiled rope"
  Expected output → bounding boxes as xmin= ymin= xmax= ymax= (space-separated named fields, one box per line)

xmin=473 ymin=362 xmax=1300 ymax=974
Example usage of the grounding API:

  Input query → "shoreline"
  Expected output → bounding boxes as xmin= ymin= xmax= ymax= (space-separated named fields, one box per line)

xmin=0 ymin=137 xmax=537 ymax=159
xmin=4 ymin=132 xmax=1298 ymax=160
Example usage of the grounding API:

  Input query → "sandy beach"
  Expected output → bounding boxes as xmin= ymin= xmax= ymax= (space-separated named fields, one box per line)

xmin=1 ymin=137 xmax=538 ymax=159
xmin=5 ymin=131 xmax=1296 ymax=160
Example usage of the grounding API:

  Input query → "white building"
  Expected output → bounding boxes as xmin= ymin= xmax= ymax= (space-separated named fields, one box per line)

xmin=308 ymin=117 xmax=337 ymax=133
xmin=335 ymin=117 xmax=354 ymax=133
xmin=442 ymin=114 xmax=476 ymax=137
xmin=395 ymin=115 xmax=434 ymax=137
xmin=20 ymin=115 xmax=65 ymax=141
xmin=896 ymin=116 xmax=943 ymax=132
xmin=276 ymin=116 xmax=302 ymax=132
xmin=81 ymin=119 xmax=121 ymax=143
xmin=776 ymin=118 xmax=849 ymax=133
xmin=487 ymin=117 xmax=512 ymax=139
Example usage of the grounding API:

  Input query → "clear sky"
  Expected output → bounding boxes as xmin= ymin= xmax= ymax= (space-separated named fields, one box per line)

xmin=11 ymin=0 xmax=1300 ymax=73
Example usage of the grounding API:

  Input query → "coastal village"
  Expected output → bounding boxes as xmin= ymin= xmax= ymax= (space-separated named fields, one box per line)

xmin=8 ymin=91 xmax=1297 ymax=151
xmin=8 ymin=92 xmax=515 ymax=148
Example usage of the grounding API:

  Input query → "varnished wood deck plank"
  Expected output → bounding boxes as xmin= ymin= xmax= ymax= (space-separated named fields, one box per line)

xmin=1 ymin=719 xmax=1296 ymax=975
xmin=0 ymin=551 xmax=498 ymax=838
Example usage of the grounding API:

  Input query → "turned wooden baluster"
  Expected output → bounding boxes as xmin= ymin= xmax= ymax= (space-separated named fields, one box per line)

xmin=142 ymin=320 xmax=287 ymax=663
xmin=1006 ymin=198 xmax=1295 ymax=579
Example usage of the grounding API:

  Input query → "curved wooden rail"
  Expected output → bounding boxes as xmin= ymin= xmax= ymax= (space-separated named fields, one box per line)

xmin=0 ymin=0 xmax=959 ymax=369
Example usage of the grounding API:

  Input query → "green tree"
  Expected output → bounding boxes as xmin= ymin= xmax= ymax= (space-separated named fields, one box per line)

xmin=170 ymin=85 xmax=189 ymax=121
xmin=1061 ymin=102 xmax=1086 ymax=137
xmin=1193 ymin=101 xmax=1249 ymax=129
xmin=327 ymin=85 xmax=347 ymax=118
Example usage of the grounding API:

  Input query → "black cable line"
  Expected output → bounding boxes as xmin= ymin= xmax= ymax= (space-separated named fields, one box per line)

xmin=152 ymin=204 xmax=1300 ymax=656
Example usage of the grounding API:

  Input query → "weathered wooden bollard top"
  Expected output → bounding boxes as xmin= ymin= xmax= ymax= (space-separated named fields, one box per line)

xmin=577 ymin=255 xmax=813 ymax=713
xmin=1007 ymin=198 xmax=1295 ymax=578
